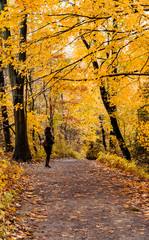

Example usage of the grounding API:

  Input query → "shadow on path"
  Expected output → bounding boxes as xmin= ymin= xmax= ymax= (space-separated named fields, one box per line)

xmin=16 ymin=159 xmax=149 ymax=240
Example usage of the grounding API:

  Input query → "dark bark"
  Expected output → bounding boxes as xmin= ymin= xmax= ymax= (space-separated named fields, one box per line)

xmin=43 ymin=82 xmax=48 ymax=115
xmin=81 ymin=37 xmax=131 ymax=160
xmin=0 ymin=1 xmax=31 ymax=161
xmin=99 ymin=115 xmax=107 ymax=150
xmin=109 ymin=130 xmax=116 ymax=153
xmin=12 ymin=74 xmax=32 ymax=161
xmin=28 ymin=74 xmax=37 ymax=153
xmin=0 ymin=68 xmax=13 ymax=152
xmin=100 ymin=84 xmax=131 ymax=160
xmin=8 ymin=64 xmax=31 ymax=161
xmin=49 ymin=96 xmax=55 ymax=134
xmin=12 ymin=15 xmax=31 ymax=162
xmin=61 ymin=94 xmax=68 ymax=141
xmin=0 ymin=2 xmax=13 ymax=151
xmin=135 ymin=83 xmax=149 ymax=162
xmin=28 ymin=73 xmax=35 ymax=111
xmin=0 ymin=123 xmax=15 ymax=134
xmin=32 ymin=127 xmax=37 ymax=153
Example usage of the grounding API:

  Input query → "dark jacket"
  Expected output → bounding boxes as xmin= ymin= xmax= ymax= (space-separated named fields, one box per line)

xmin=45 ymin=134 xmax=54 ymax=146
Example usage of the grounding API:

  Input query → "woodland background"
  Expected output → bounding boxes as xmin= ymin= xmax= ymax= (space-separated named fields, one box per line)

xmin=0 ymin=1 xmax=149 ymax=238
xmin=0 ymin=0 xmax=148 ymax=164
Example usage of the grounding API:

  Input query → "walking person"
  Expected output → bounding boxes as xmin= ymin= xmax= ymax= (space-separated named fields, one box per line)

xmin=41 ymin=127 xmax=54 ymax=168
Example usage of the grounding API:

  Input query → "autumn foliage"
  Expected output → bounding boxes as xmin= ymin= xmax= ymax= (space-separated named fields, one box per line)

xmin=0 ymin=0 xmax=148 ymax=160
xmin=0 ymin=156 xmax=23 ymax=238
xmin=0 ymin=1 xmax=149 ymax=238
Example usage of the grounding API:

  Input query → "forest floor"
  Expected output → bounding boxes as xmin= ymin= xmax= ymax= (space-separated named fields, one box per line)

xmin=14 ymin=158 xmax=149 ymax=240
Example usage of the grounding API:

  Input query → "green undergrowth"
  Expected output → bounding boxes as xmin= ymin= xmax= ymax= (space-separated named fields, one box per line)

xmin=32 ymin=140 xmax=83 ymax=161
xmin=97 ymin=152 xmax=149 ymax=181
xmin=52 ymin=141 xmax=83 ymax=160
xmin=0 ymin=157 xmax=24 ymax=239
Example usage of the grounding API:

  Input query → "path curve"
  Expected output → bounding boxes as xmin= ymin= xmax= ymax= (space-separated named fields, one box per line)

xmin=16 ymin=159 xmax=149 ymax=240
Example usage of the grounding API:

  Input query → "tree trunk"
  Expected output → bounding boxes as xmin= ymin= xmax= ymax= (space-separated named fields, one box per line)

xmin=49 ymin=96 xmax=54 ymax=134
xmin=99 ymin=115 xmax=107 ymax=150
xmin=100 ymin=85 xmax=131 ymax=160
xmin=0 ymin=68 xmax=13 ymax=152
xmin=81 ymin=36 xmax=131 ymax=160
xmin=12 ymin=15 xmax=31 ymax=161
xmin=28 ymin=74 xmax=37 ymax=153
xmin=109 ymin=130 xmax=116 ymax=154
xmin=7 ymin=64 xmax=31 ymax=161
xmin=0 ymin=0 xmax=32 ymax=161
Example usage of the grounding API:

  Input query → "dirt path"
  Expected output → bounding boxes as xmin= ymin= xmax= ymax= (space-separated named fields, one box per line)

xmin=15 ymin=159 xmax=149 ymax=240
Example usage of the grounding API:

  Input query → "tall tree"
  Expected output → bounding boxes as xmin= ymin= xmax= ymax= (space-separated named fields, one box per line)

xmin=99 ymin=115 xmax=107 ymax=151
xmin=0 ymin=66 xmax=13 ymax=152
xmin=0 ymin=0 xmax=148 ymax=160
xmin=81 ymin=35 xmax=131 ymax=160
xmin=0 ymin=0 xmax=31 ymax=161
